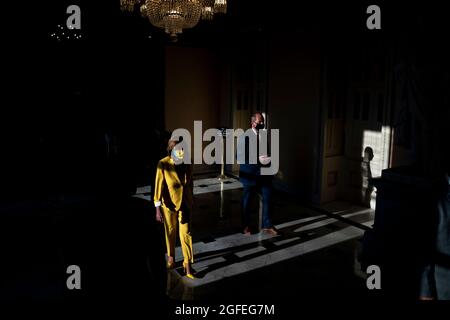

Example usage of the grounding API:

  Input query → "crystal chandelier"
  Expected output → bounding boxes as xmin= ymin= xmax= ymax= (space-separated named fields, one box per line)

xmin=120 ymin=0 xmax=137 ymax=12
xmin=201 ymin=0 xmax=214 ymax=21
xmin=120 ymin=0 xmax=227 ymax=40
xmin=213 ymin=0 xmax=227 ymax=14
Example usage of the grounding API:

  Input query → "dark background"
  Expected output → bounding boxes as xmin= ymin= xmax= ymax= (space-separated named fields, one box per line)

xmin=1 ymin=0 xmax=448 ymax=312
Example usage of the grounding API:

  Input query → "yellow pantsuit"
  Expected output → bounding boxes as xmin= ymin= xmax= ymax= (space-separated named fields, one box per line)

xmin=154 ymin=156 xmax=194 ymax=263
xmin=161 ymin=207 xmax=193 ymax=263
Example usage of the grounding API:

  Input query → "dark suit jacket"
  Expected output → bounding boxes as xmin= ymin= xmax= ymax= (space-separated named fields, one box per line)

xmin=237 ymin=129 xmax=272 ymax=186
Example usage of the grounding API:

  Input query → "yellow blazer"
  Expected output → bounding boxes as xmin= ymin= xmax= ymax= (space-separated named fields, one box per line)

xmin=154 ymin=156 xmax=193 ymax=212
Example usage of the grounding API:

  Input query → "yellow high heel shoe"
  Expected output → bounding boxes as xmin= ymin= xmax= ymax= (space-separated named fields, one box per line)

xmin=183 ymin=261 xmax=196 ymax=279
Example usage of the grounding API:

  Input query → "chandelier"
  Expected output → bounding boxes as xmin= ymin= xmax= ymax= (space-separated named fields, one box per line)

xmin=120 ymin=0 xmax=227 ymax=40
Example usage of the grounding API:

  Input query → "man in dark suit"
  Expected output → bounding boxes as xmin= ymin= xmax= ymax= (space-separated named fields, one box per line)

xmin=237 ymin=112 xmax=279 ymax=236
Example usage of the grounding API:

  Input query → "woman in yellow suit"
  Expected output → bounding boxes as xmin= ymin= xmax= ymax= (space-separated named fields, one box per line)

xmin=154 ymin=140 xmax=195 ymax=279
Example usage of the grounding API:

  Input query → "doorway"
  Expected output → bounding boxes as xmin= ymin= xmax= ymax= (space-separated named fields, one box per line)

xmin=320 ymin=42 xmax=393 ymax=208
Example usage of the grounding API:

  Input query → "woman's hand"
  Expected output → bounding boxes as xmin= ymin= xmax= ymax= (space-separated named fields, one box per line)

xmin=155 ymin=206 xmax=164 ymax=224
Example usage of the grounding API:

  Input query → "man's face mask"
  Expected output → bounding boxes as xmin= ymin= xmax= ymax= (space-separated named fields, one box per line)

xmin=255 ymin=122 xmax=265 ymax=130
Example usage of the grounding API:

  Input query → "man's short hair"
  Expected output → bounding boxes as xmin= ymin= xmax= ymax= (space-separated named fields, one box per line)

xmin=251 ymin=111 xmax=263 ymax=122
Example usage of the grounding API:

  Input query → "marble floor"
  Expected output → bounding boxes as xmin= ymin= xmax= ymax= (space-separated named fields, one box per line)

xmin=2 ymin=172 xmax=376 ymax=306
xmin=135 ymin=173 xmax=375 ymax=301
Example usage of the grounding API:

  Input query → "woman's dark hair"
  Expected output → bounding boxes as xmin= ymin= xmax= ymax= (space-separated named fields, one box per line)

xmin=167 ymin=139 xmax=178 ymax=155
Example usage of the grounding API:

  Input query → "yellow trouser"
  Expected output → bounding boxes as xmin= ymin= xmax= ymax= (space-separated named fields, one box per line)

xmin=162 ymin=207 xmax=193 ymax=263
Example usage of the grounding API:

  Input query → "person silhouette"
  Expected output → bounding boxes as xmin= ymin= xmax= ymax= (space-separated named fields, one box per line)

xmin=362 ymin=147 xmax=375 ymax=208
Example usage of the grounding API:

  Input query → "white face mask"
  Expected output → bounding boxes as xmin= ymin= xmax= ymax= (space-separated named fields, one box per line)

xmin=171 ymin=148 xmax=184 ymax=164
